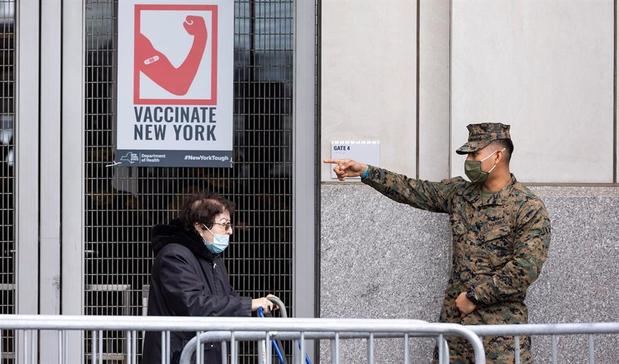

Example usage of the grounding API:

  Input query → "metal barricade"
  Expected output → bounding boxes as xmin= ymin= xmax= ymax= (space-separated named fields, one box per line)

xmin=180 ymin=329 xmax=462 ymax=364
xmin=468 ymin=322 xmax=619 ymax=364
xmin=2 ymin=315 xmax=618 ymax=363
xmin=0 ymin=314 xmax=485 ymax=363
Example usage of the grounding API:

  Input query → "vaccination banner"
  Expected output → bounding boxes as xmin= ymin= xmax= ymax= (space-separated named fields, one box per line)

xmin=116 ymin=0 xmax=233 ymax=167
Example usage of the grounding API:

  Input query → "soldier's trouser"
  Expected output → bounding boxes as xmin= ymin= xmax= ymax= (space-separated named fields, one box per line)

xmin=433 ymin=334 xmax=531 ymax=364
xmin=436 ymin=284 xmax=532 ymax=363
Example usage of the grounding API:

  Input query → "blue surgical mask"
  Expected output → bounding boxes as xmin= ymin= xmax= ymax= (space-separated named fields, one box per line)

xmin=202 ymin=224 xmax=230 ymax=254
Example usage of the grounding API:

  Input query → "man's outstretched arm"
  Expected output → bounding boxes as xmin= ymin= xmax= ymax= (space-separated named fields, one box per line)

xmin=325 ymin=159 xmax=464 ymax=213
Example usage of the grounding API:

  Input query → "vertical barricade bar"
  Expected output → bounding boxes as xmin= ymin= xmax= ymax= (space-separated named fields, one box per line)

xmin=58 ymin=330 xmax=67 ymax=363
xmin=220 ymin=341 xmax=227 ymax=364
xmin=166 ymin=331 xmax=171 ymax=364
xmin=588 ymin=335 xmax=595 ymax=364
xmin=128 ymin=330 xmax=133 ymax=364
xmin=58 ymin=331 xmax=64 ymax=363
xmin=403 ymin=333 xmax=410 ymax=364
xmin=195 ymin=331 xmax=202 ymax=364
xmin=514 ymin=336 xmax=520 ymax=364
xmin=32 ymin=330 xmax=36 ymax=362
xmin=132 ymin=330 xmax=138 ymax=364
xmin=437 ymin=334 xmax=448 ymax=364
xmin=22 ymin=330 xmax=28 ymax=363
xmin=266 ymin=331 xmax=272 ymax=364
xmin=330 ymin=333 xmax=339 ymax=364
xmin=161 ymin=331 xmax=165 ymax=364
xmin=551 ymin=335 xmax=558 ymax=363
xmin=91 ymin=330 xmax=97 ymax=364
xmin=98 ymin=330 xmax=103 ymax=364
xmin=133 ymin=330 xmax=138 ymax=364
xmin=299 ymin=332 xmax=305 ymax=364
xmin=442 ymin=337 xmax=450 ymax=364
xmin=367 ymin=333 xmax=374 ymax=364
xmin=230 ymin=332 xmax=237 ymax=364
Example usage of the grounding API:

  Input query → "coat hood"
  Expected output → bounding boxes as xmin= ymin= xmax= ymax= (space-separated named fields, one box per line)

xmin=151 ymin=219 xmax=217 ymax=260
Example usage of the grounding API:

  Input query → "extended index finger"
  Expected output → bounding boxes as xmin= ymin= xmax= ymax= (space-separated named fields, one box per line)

xmin=323 ymin=159 xmax=348 ymax=164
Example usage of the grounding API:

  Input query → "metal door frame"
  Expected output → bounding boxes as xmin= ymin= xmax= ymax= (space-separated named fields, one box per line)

xmin=293 ymin=0 xmax=317 ymax=362
xmin=38 ymin=0 xmax=63 ymax=361
xmin=15 ymin=0 xmax=41 ymax=363
xmin=61 ymin=0 xmax=85 ymax=362
xmin=293 ymin=0 xmax=318 ymax=314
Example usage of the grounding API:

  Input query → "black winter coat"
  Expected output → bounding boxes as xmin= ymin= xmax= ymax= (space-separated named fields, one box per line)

xmin=142 ymin=219 xmax=252 ymax=364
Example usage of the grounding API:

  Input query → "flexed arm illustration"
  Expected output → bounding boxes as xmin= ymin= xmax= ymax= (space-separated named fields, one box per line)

xmin=136 ymin=15 xmax=207 ymax=96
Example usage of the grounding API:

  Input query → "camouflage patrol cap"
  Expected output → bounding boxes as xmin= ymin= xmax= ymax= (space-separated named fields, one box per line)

xmin=456 ymin=122 xmax=511 ymax=155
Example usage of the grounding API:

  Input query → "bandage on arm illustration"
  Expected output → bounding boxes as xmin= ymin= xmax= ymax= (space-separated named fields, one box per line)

xmin=136 ymin=15 xmax=207 ymax=96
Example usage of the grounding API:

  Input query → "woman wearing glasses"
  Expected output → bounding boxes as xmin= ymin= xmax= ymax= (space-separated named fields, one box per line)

xmin=143 ymin=192 xmax=275 ymax=364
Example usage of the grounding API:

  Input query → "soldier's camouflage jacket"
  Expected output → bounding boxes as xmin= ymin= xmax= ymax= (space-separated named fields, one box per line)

xmin=362 ymin=166 xmax=551 ymax=362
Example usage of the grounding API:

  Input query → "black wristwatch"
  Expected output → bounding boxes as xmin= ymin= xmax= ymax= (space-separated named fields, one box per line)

xmin=466 ymin=288 xmax=480 ymax=305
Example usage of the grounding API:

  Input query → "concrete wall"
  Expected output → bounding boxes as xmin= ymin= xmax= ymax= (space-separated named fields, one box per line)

xmin=322 ymin=0 xmax=618 ymax=184
xmin=419 ymin=0 xmax=451 ymax=181
xmin=319 ymin=0 xmax=619 ymax=362
xmin=321 ymin=0 xmax=418 ymax=180
xmin=451 ymin=0 xmax=615 ymax=183
xmin=320 ymin=184 xmax=619 ymax=362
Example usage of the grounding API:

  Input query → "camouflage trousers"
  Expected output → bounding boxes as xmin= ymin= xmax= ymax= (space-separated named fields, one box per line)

xmin=434 ymin=287 xmax=532 ymax=363
xmin=433 ymin=334 xmax=531 ymax=364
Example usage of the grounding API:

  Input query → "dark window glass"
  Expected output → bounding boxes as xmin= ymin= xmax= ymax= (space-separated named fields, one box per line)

xmin=0 ymin=0 xmax=15 ymax=361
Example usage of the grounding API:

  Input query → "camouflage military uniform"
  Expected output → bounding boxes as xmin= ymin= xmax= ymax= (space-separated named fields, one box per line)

xmin=361 ymin=124 xmax=551 ymax=363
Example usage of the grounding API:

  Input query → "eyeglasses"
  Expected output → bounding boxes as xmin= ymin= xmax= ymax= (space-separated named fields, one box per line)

xmin=212 ymin=222 xmax=233 ymax=230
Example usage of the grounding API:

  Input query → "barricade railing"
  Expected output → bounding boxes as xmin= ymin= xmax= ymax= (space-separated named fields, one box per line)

xmin=468 ymin=322 xmax=619 ymax=364
xmin=178 ymin=321 xmax=482 ymax=364
xmin=0 ymin=314 xmax=485 ymax=364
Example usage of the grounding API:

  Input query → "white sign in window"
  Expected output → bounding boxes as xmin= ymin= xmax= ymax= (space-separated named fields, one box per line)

xmin=116 ymin=0 xmax=233 ymax=167
xmin=330 ymin=140 xmax=380 ymax=179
